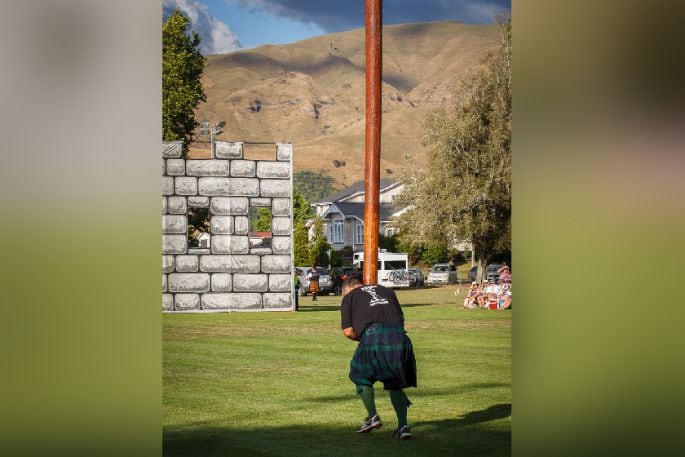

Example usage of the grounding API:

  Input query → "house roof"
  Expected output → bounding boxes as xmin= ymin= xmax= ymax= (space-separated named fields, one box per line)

xmin=316 ymin=179 xmax=398 ymax=204
xmin=249 ymin=231 xmax=273 ymax=237
xmin=193 ymin=229 xmax=210 ymax=238
xmin=324 ymin=202 xmax=396 ymax=222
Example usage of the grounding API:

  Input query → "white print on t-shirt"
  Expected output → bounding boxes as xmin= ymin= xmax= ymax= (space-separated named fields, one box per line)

xmin=361 ymin=285 xmax=389 ymax=307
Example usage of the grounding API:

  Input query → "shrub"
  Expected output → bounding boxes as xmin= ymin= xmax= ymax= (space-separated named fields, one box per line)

xmin=420 ymin=242 xmax=449 ymax=265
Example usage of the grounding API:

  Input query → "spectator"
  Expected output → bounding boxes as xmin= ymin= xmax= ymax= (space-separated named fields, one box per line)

xmin=464 ymin=282 xmax=480 ymax=309
xmin=499 ymin=285 xmax=512 ymax=310
xmin=498 ymin=264 xmax=511 ymax=283
xmin=477 ymin=280 xmax=490 ymax=307
xmin=482 ymin=280 xmax=502 ymax=309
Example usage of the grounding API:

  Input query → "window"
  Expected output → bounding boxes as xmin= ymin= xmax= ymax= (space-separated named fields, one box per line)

xmin=248 ymin=206 xmax=272 ymax=252
xmin=333 ymin=220 xmax=344 ymax=243
xmin=355 ymin=222 xmax=363 ymax=245
xmin=329 ymin=223 xmax=334 ymax=242
xmin=385 ymin=260 xmax=408 ymax=270
xmin=187 ymin=207 xmax=211 ymax=248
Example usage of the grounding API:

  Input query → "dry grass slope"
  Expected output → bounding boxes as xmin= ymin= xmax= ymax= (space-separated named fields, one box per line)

xmin=191 ymin=21 xmax=500 ymax=188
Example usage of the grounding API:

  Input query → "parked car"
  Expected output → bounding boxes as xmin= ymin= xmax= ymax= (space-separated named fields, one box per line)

xmin=330 ymin=267 xmax=360 ymax=295
xmin=468 ymin=266 xmax=478 ymax=282
xmin=486 ymin=264 xmax=504 ymax=283
xmin=467 ymin=264 xmax=505 ymax=283
xmin=295 ymin=266 xmax=333 ymax=296
xmin=407 ymin=268 xmax=425 ymax=286
xmin=427 ymin=263 xmax=458 ymax=285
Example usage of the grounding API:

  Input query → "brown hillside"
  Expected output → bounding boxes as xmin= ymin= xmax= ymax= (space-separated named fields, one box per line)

xmin=191 ymin=21 xmax=500 ymax=188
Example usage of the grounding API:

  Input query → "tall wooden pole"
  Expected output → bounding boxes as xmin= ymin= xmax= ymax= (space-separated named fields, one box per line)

xmin=363 ymin=0 xmax=382 ymax=285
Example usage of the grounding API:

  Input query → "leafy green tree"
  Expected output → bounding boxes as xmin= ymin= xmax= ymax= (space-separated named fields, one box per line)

xmin=378 ymin=233 xmax=398 ymax=252
xmin=293 ymin=220 xmax=310 ymax=266
xmin=329 ymin=249 xmax=343 ymax=268
xmin=308 ymin=216 xmax=331 ymax=267
xmin=163 ymin=8 xmax=206 ymax=153
xmin=420 ymin=242 xmax=449 ymax=265
xmin=294 ymin=170 xmax=336 ymax=202
xmin=395 ymin=14 xmax=511 ymax=281
xmin=292 ymin=188 xmax=314 ymax=265
xmin=250 ymin=207 xmax=272 ymax=232
xmin=292 ymin=188 xmax=313 ymax=224
xmin=396 ymin=239 xmax=423 ymax=265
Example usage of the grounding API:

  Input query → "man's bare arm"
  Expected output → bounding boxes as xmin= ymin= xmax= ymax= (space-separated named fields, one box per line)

xmin=342 ymin=327 xmax=357 ymax=341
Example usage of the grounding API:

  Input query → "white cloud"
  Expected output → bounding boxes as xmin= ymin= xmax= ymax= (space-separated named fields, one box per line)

xmin=163 ymin=0 xmax=241 ymax=55
xmin=460 ymin=2 xmax=502 ymax=24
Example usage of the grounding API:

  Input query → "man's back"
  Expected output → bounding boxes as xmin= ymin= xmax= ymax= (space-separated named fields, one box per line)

xmin=341 ymin=284 xmax=404 ymax=339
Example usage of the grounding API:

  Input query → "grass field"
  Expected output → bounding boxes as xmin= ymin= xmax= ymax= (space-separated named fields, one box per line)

xmin=163 ymin=286 xmax=511 ymax=457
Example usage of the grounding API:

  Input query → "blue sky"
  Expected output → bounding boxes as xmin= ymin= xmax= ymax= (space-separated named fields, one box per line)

xmin=163 ymin=0 xmax=511 ymax=54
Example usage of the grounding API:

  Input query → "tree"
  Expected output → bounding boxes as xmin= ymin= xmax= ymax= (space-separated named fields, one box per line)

xmin=378 ymin=233 xmax=398 ymax=252
xmin=292 ymin=187 xmax=313 ymax=225
xmin=163 ymin=8 xmax=206 ymax=154
xmin=250 ymin=207 xmax=272 ymax=232
xmin=294 ymin=170 xmax=336 ymax=202
xmin=292 ymin=188 xmax=314 ymax=265
xmin=395 ymin=14 xmax=511 ymax=281
xmin=420 ymin=242 xmax=449 ymax=265
xmin=293 ymin=220 xmax=311 ymax=266
xmin=308 ymin=216 xmax=331 ymax=267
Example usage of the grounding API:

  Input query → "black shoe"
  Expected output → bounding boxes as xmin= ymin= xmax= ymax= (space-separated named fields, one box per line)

xmin=393 ymin=425 xmax=412 ymax=440
xmin=356 ymin=414 xmax=382 ymax=433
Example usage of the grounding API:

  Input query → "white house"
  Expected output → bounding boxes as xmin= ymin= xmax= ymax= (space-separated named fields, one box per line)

xmin=309 ymin=180 xmax=405 ymax=251
xmin=194 ymin=230 xmax=211 ymax=248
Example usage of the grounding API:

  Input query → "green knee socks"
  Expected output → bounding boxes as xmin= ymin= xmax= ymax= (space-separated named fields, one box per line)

xmin=357 ymin=385 xmax=377 ymax=417
xmin=390 ymin=389 xmax=411 ymax=428
xmin=357 ymin=385 xmax=411 ymax=427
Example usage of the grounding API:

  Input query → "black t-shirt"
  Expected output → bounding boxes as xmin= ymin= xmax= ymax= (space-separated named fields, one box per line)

xmin=340 ymin=284 xmax=405 ymax=339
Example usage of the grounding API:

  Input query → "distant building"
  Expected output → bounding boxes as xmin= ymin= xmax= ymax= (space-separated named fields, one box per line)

xmin=310 ymin=180 xmax=405 ymax=251
xmin=193 ymin=230 xmax=211 ymax=248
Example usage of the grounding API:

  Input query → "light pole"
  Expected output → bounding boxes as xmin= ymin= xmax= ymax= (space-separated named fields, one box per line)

xmin=200 ymin=119 xmax=225 ymax=158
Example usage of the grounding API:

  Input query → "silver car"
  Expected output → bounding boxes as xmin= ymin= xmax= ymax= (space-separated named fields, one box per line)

xmin=295 ymin=267 xmax=333 ymax=296
xmin=427 ymin=263 xmax=458 ymax=285
xmin=407 ymin=268 xmax=425 ymax=286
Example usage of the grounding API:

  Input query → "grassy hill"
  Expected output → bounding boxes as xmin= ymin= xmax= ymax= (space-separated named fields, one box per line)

xmin=190 ymin=21 xmax=500 ymax=188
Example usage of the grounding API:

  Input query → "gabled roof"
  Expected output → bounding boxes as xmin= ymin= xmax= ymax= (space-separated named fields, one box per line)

xmin=316 ymin=179 xmax=398 ymax=204
xmin=323 ymin=202 xmax=396 ymax=222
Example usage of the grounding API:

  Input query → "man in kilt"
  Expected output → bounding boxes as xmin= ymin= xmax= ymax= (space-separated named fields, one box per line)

xmin=307 ymin=264 xmax=320 ymax=301
xmin=340 ymin=276 xmax=417 ymax=440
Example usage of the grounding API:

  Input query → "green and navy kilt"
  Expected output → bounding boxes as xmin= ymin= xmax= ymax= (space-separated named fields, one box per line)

xmin=349 ymin=323 xmax=417 ymax=391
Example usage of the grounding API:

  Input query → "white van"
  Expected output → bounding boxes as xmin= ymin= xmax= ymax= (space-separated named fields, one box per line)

xmin=352 ymin=251 xmax=411 ymax=288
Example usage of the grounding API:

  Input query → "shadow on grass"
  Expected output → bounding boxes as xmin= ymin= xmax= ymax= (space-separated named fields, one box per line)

xmin=298 ymin=302 xmax=436 ymax=312
xmin=401 ymin=302 xmax=440 ymax=308
xmin=164 ymin=404 xmax=510 ymax=457
xmin=416 ymin=403 xmax=512 ymax=428
xmin=307 ymin=382 xmax=510 ymax=403
xmin=297 ymin=304 xmax=340 ymax=312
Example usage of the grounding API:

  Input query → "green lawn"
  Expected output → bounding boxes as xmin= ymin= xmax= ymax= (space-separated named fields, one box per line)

xmin=163 ymin=286 xmax=511 ymax=457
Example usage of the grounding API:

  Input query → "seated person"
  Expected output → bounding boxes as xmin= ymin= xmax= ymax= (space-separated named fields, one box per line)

xmin=487 ymin=281 xmax=502 ymax=300
xmin=499 ymin=285 xmax=512 ymax=310
xmin=477 ymin=280 xmax=489 ymax=307
xmin=498 ymin=265 xmax=512 ymax=283
xmin=482 ymin=280 xmax=503 ymax=309
xmin=463 ymin=282 xmax=480 ymax=308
